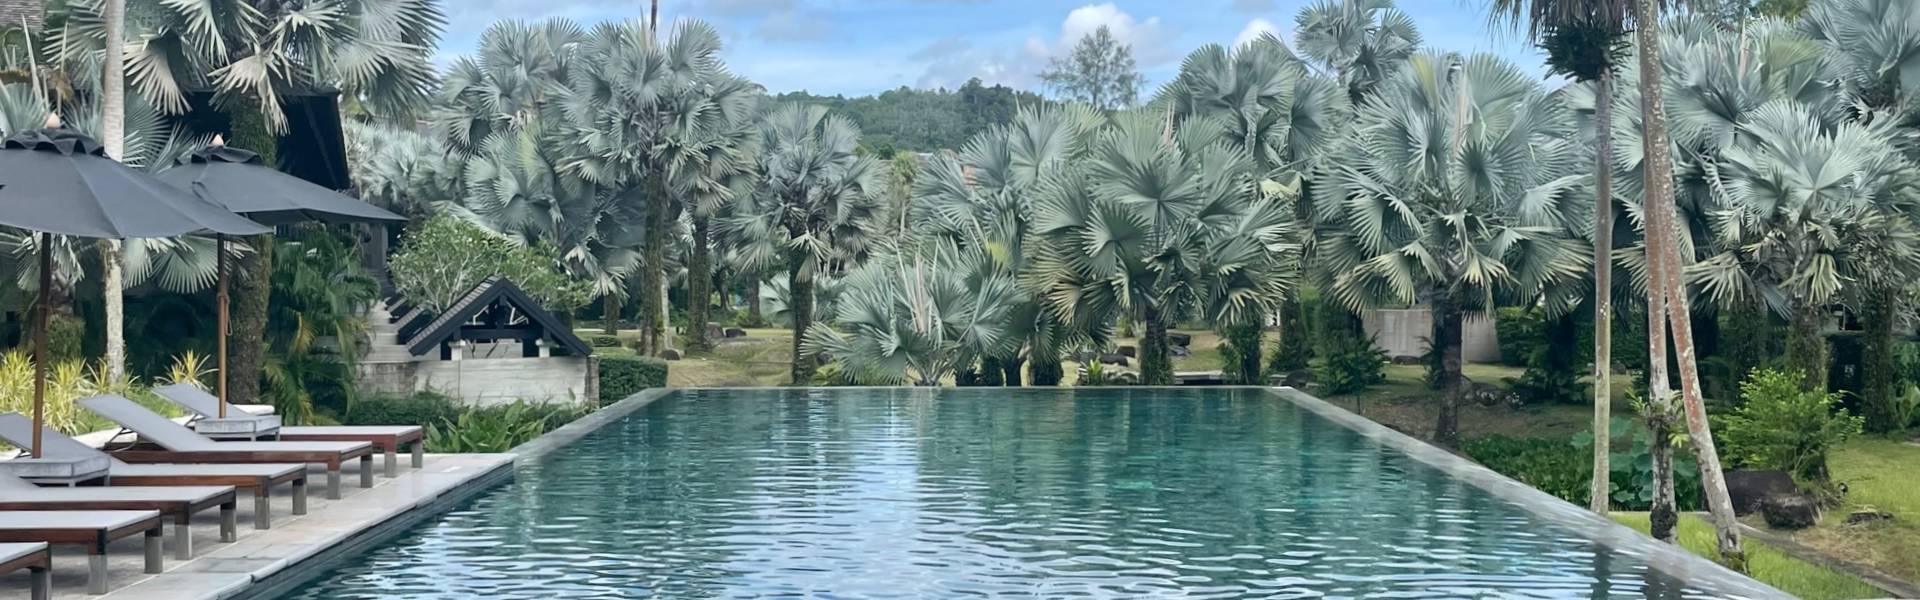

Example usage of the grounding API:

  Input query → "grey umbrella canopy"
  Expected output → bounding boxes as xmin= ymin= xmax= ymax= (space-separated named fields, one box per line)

xmin=0 ymin=128 xmax=268 ymax=458
xmin=158 ymin=145 xmax=405 ymax=226
xmin=157 ymin=142 xmax=403 ymax=416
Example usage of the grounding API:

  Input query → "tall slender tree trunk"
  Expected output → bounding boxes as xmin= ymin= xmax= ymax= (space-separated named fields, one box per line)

xmin=637 ymin=178 xmax=668 ymax=356
xmin=1431 ymin=293 xmax=1464 ymax=448
xmin=787 ymin=259 xmax=815 ymax=386
xmin=1140 ymin=304 xmax=1173 ymax=386
xmin=1227 ymin=319 xmax=1262 ymax=385
xmin=602 ymin=293 xmax=619 ymax=336
xmin=1589 ymin=70 xmax=1616 ymax=515
xmin=1633 ymin=4 xmax=1744 ymax=561
xmin=1861 ymin=286 xmax=1899 ymax=433
xmin=99 ymin=0 xmax=127 ymax=384
xmin=687 ymin=215 xmax=713 ymax=352
xmin=1786 ymin=304 xmax=1829 ymax=390
xmin=746 ymin=273 xmax=764 ymax=325
xmin=1002 ymin=355 xmax=1025 ymax=387
xmin=1643 ymin=209 xmax=1679 ymax=542
xmin=226 ymin=107 xmax=276 ymax=405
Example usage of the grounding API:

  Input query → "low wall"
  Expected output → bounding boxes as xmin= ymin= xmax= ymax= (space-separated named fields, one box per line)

xmin=1362 ymin=309 xmax=1500 ymax=363
xmin=357 ymin=356 xmax=596 ymax=407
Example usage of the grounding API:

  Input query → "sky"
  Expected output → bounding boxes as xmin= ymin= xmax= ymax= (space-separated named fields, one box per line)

xmin=439 ymin=0 xmax=1550 ymax=97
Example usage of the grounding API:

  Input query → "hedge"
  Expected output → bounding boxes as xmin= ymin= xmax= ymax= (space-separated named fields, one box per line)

xmin=600 ymin=355 xmax=668 ymax=405
xmin=345 ymin=391 xmax=463 ymax=429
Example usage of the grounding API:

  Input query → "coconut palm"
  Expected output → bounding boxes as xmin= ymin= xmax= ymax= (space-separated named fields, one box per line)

xmin=1317 ymin=53 xmax=1588 ymax=448
xmin=729 ymin=103 xmax=881 ymax=385
xmin=1293 ymin=0 xmax=1422 ymax=104
xmin=1162 ymin=33 xmax=1349 ymax=383
xmin=1486 ymin=0 xmax=1631 ymax=516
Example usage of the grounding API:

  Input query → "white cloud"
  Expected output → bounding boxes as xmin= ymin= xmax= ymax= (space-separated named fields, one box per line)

xmin=1233 ymin=18 xmax=1283 ymax=50
xmin=1047 ymin=3 xmax=1173 ymax=65
xmin=914 ymin=3 xmax=1177 ymax=92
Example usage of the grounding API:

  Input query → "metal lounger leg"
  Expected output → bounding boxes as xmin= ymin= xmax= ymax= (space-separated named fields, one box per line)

xmin=28 ymin=564 xmax=48 ymax=600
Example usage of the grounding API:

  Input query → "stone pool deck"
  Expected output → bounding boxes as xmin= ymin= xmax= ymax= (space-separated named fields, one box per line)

xmin=0 ymin=452 xmax=512 ymax=600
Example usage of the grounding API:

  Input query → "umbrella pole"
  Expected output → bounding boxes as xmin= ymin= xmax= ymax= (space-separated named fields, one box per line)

xmin=217 ymin=234 xmax=228 ymax=418
xmin=30 ymin=232 xmax=50 ymax=458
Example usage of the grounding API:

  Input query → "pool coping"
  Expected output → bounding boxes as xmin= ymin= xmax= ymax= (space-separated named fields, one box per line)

xmin=1266 ymin=386 xmax=1795 ymax=600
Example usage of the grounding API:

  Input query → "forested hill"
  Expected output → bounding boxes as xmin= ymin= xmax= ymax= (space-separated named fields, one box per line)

xmin=775 ymin=78 xmax=1047 ymax=155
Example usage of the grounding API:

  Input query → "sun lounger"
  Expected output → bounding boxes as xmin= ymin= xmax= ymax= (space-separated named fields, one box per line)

xmin=78 ymin=395 xmax=375 ymax=499
xmin=0 ymin=470 xmax=235 ymax=560
xmin=0 ymin=511 xmax=163 ymax=594
xmin=0 ymin=542 xmax=50 ymax=600
xmin=156 ymin=384 xmax=426 ymax=476
xmin=0 ymin=413 xmax=308 ymax=530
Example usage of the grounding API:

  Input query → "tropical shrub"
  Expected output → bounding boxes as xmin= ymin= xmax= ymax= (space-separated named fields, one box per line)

xmin=1575 ymin=417 xmax=1704 ymax=511
xmin=598 ymin=355 xmax=668 ymax=405
xmin=1720 ymin=369 xmax=1864 ymax=482
xmin=344 ymin=391 xmax=463 ymax=429
xmin=389 ymin=216 xmax=592 ymax=315
xmin=47 ymin=314 xmax=84 ymax=364
xmin=1313 ymin=333 xmax=1387 ymax=395
xmin=588 ymin=335 xmax=622 ymax=349
xmin=424 ymin=401 xmax=590 ymax=453
xmin=1494 ymin=308 xmax=1544 ymax=368
xmin=1463 ymin=435 xmax=1591 ymax=505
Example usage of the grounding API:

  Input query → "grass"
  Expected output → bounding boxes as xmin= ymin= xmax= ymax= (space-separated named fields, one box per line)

xmin=1610 ymin=513 xmax=1882 ymax=600
xmin=1776 ymin=437 xmax=1920 ymax=586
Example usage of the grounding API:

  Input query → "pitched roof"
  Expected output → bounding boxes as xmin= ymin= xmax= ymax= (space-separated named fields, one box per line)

xmin=0 ymin=0 xmax=41 ymax=28
xmin=405 ymin=276 xmax=591 ymax=357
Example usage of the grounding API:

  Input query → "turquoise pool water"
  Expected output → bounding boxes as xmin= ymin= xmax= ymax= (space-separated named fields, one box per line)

xmin=289 ymin=388 xmax=1739 ymax=598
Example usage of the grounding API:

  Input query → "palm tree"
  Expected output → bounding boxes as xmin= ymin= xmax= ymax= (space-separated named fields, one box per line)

xmin=99 ymin=0 xmax=127 ymax=383
xmin=803 ymin=243 xmax=1021 ymax=386
xmin=1163 ymin=33 xmax=1349 ymax=384
xmin=1318 ymin=53 xmax=1587 ymax=448
xmin=729 ymin=103 xmax=881 ymax=384
xmin=1486 ymin=0 xmax=1631 ymax=516
xmin=1294 ymin=0 xmax=1422 ymax=104
xmin=1627 ymin=0 xmax=1745 ymax=562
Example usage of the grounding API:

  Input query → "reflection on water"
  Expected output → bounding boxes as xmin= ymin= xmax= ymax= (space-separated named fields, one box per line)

xmin=289 ymin=388 xmax=1729 ymax=599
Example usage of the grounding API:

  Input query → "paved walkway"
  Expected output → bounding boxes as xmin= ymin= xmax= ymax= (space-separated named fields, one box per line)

xmin=0 ymin=453 xmax=511 ymax=599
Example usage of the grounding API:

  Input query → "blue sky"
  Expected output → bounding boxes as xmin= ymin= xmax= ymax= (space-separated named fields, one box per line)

xmin=441 ymin=1 xmax=1549 ymax=96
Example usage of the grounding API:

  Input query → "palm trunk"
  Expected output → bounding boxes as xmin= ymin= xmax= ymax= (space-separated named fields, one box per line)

xmin=787 ymin=259 xmax=815 ymax=386
xmin=1140 ymin=304 xmax=1173 ymax=386
xmin=746 ymin=274 xmax=764 ymax=326
xmin=602 ymin=294 xmax=619 ymax=335
xmin=99 ymin=0 xmax=127 ymax=383
xmin=637 ymin=178 xmax=667 ymax=356
xmin=1431 ymin=293 xmax=1464 ymax=448
xmin=1002 ymin=355 xmax=1024 ymax=387
xmin=1227 ymin=319 xmax=1262 ymax=385
xmin=1633 ymin=3 xmax=1744 ymax=561
xmin=1589 ymin=70 xmax=1615 ymax=515
xmin=229 ymin=235 xmax=272 ymax=405
xmin=1786 ymin=304 xmax=1828 ymax=390
xmin=1862 ymin=287 xmax=1899 ymax=432
xmin=687 ymin=215 xmax=713 ymax=352
xmin=1644 ymin=216 xmax=1678 ymax=542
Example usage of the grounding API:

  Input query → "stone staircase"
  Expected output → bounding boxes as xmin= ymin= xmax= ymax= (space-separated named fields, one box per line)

xmin=363 ymin=303 xmax=419 ymax=363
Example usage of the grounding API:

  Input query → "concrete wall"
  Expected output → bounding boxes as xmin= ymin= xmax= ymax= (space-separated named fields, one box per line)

xmin=1362 ymin=309 xmax=1500 ymax=363
xmin=356 ymin=356 xmax=595 ymax=408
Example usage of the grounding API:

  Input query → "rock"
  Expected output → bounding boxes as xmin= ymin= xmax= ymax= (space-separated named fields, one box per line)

xmin=1282 ymin=369 xmax=1313 ymax=388
xmin=1117 ymin=345 xmax=1137 ymax=358
xmin=1464 ymin=381 xmax=1518 ymax=408
xmin=1171 ymin=345 xmax=1191 ymax=358
xmin=705 ymin=322 xmax=724 ymax=340
xmin=1845 ymin=511 xmax=1895 ymax=525
xmin=1725 ymin=470 xmax=1797 ymax=516
xmin=1759 ymin=494 xmax=1822 ymax=529
xmin=724 ymin=327 xmax=748 ymax=338
xmin=1389 ymin=354 xmax=1424 ymax=365
xmin=1168 ymin=332 xmax=1193 ymax=347
xmin=658 ymin=348 xmax=683 ymax=361
xmin=1099 ymin=354 xmax=1130 ymax=367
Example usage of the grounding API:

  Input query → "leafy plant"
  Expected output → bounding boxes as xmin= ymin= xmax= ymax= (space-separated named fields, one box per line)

xmin=345 ymin=391 xmax=463 ymax=429
xmin=389 ymin=216 xmax=592 ymax=315
xmin=1720 ymin=369 xmax=1865 ymax=482
xmin=1575 ymin=416 xmax=1705 ymax=511
xmin=424 ymin=401 xmax=591 ymax=453
xmin=588 ymin=335 xmax=622 ymax=349
xmin=165 ymin=351 xmax=214 ymax=390
xmin=1464 ymin=435 xmax=1592 ymax=505
xmin=1313 ymin=333 xmax=1387 ymax=395
xmin=1890 ymin=384 xmax=1920 ymax=433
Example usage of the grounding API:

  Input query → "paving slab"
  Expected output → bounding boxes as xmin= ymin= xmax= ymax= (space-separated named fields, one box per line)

xmin=0 ymin=452 xmax=510 ymax=599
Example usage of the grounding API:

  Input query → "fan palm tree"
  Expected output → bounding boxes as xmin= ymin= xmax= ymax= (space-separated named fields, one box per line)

xmin=729 ymin=103 xmax=881 ymax=384
xmin=343 ymin=121 xmax=462 ymax=217
xmin=1293 ymin=0 xmax=1422 ymax=104
xmin=1626 ymin=0 xmax=1745 ymax=561
xmin=802 ymin=244 xmax=1021 ymax=386
xmin=1486 ymin=0 xmax=1631 ymax=516
xmin=1162 ymin=33 xmax=1349 ymax=384
xmin=1317 ymin=53 xmax=1587 ymax=448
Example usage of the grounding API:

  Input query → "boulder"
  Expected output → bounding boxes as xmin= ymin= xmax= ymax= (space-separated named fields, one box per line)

xmin=1759 ymin=494 xmax=1822 ymax=529
xmin=1464 ymin=381 xmax=1518 ymax=408
xmin=658 ymin=348 xmax=683 ymax=361
xmin=1725 ymin=470 xmax=1797 ymax=516
xmin=704 ymin=322 xmax=724 ymax=340
xmin=1117 ymin=345 xmax=1137 ymax=358
xmin=1168 ymin=332 xmax=1193 ymax=347
xmin=1099 ymin=354 xmax=1131 ymax=367
xmin=724 ymin=327 xmax=748 ymax=338
xmin=1845 ymin=511 xmax=1895 ymax=525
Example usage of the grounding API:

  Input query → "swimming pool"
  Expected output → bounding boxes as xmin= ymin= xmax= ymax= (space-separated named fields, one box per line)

xmin=284 ymin=387 xmax=1783 ymax=598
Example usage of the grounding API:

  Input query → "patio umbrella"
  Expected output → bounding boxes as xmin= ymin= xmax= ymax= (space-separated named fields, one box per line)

xmin=158 ymin=139 xmax=404 ymax=417
xmin=0 ymin=127 xmax=268 ymax=457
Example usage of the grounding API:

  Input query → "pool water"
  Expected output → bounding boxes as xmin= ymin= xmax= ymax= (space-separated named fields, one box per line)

xmin=289 ymin=388 xmax=1736 ymax=598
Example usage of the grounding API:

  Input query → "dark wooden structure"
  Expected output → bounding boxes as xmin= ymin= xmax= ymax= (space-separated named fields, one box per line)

xmin=404 ymin=277 xmax=592 ymax=359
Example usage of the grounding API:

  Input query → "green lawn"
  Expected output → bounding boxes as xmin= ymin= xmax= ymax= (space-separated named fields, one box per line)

xmin=1611 ymin=513 xmax=1882 ymax=600
xmin=1777 ymin=438 xmax=1920 ymax=586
